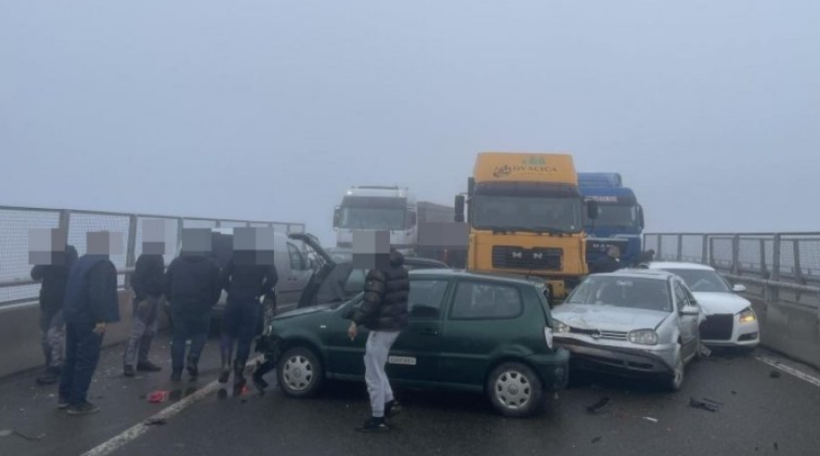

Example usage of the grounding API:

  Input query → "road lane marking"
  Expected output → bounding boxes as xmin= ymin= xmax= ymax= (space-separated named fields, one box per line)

xmin=79 ymin=358 xmax=261 ymax=456
xmin=756 ymin=356 xmax=820 ymax=388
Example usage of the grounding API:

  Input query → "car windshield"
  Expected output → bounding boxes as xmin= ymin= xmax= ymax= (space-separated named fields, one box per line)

xmin=472 ymin=194 xmax=582 ymax=233
xmin=566 ymin=276 xmax=673 ymax=312
xmin=663 ymin=268 xmax=731 ymax=293
xmin=338 ymin=207 xmax=406 ymax=231
xmin=584 ymin=204 xmax=639 ymax=228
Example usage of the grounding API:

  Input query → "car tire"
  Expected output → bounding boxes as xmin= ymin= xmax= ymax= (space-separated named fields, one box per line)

xmin=665 ymin=352 xmax=685 ymax=393
xmin=276 ymin=346 xmax=324 ymax=398
xmin=486 ymin=362 xmax=543 ymax=418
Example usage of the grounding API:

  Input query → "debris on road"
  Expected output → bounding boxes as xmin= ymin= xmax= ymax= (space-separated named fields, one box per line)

xmin=699 ymin=345 xmax=712 ymax=357
xmin=586 ymin=397 xmax=611 ymax=414
xmin=643 ymin=417 xmax=659 ymax=423
xmin=147 ymin=391 xmax=169 ymax=403
xmin=689 ymin=397 xmax=721 ymax=412
xmin=770 ymin=370 xmax=782 ymax=379
xmin=0 ymin=429 xmax=46 ymax=441
xmin=591 ymin=437 xmax=602 ymax=444
xmin=145 ymin=418 xmax=167 ymax=426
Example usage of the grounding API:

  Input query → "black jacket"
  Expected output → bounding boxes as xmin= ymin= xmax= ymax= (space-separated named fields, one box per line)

xmin=351 ymin=250 xmax=410 ymax=331
xmin=31 ymin=245 xmax=79 ymax=315
xmin=165 ymin=255 xmax=222 ymax=314
xmin=131 ymin=254 xmax=166 ymax=301
xmin=221 ymin=259 xmax=278 ymax=304
xmin=63 ymin=254 xmax=120 ymax=325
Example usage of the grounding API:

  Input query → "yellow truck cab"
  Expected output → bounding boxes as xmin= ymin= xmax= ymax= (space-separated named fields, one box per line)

xmin=454 ymin=152 xmax=598 ymax=300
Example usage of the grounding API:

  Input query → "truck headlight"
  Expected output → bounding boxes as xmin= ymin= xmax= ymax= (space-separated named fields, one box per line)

xmin=628 ymin=329 xmax=659 ymax=346
xmin=738 ymin=307 xmax=757 ymax=324
xmin=553 ymin=319 xmax=570 ymax=334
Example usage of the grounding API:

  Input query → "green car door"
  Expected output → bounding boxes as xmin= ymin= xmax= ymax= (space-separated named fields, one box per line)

xmin=323 ymin=277 xmax=451 ymax=384
xmin=436 ymin=279 xmax=545 ymax=388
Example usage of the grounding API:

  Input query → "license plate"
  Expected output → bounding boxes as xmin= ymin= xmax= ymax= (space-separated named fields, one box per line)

xmin=388 ymin=356 xmax=417 ymax=366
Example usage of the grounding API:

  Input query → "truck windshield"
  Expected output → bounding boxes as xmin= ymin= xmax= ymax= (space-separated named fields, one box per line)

xmin=338 ymin=207 xmax=406 ymax=231
xmin=472 ymin=195 xmax=582 ymax=233
xmin=585 ymin=204 xmax=640 ymax=228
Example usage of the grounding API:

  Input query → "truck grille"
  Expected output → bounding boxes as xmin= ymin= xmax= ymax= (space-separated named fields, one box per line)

xmin=491 ymin=246 xmax=562 ymax=271
xmin=699 ymin=314 xmax=734 ymax=340
xmin=570 ymin=327 xmax=628 ymax=341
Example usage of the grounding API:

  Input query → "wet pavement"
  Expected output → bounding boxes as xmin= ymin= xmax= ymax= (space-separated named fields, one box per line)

xmin=1 ymin=336 xmax=820 ymax=456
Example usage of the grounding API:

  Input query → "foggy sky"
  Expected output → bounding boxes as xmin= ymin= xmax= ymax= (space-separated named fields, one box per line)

xmin=2 ymin=0 xmax=817 ymax=246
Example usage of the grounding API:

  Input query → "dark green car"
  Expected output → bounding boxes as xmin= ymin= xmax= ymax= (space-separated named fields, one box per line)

xmin=252 ymin=269 xmax=570 ymax=417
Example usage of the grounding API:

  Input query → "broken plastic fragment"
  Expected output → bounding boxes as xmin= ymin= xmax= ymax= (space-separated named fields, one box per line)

xmin=586 ymin=397 xmax=611 ymax=414
xmin=689 ymin=397 xmax=720 ymax=412
xmin=643 ymin=417 xmax=659 ymax=423
xmin=147 ymin=391 xmax=169 ymax=403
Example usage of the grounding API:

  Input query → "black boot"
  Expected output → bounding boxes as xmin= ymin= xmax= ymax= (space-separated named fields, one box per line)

xmin=233 ymin=360 xmax=247 ymax=394
xmin=356 ymin=416 xmax=390 ymax=433
xmin=186 ymin=355 xmax=198 ymax=381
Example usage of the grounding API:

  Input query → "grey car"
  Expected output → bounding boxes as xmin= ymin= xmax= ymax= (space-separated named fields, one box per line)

xmin=551 ymin=269 xmax=702 ymax=391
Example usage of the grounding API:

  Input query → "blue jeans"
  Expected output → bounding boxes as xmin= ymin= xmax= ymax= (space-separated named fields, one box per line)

xmin=171 ymin=310 xmax=210 ymax=373
xmin=221 ymin=298 xmax=261 ymax=367
xmin=59 ymin=322 xmax=104 ymax=405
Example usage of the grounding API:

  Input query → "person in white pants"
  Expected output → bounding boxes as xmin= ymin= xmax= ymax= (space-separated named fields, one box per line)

xmin=348 ymin=248 xmax=410 ymax=433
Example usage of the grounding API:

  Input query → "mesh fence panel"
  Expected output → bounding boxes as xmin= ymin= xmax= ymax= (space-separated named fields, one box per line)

xmin=738 ymin=238 xmax=763 ymax=272
xmin=681 ymin=235 xmax=705 ymax=262
xmin=182 ymin=219 xmax=218 ymax=229
xmin=660 ymin=235 xmax=678 ymax=260
xmin=0 ymin=209 xmax=61 ymax=303
xmin=643 ymin=234 xmax=660 ymax=254
xmin=710 ymin=237 xmax=733 ymax=268
xmin=796 ymin=238 xmax=820 ymax=279
xmin=779 ymin=239 xmax=797 ymax=277
xmin=219 ymin=220 xmax=248 ymax=229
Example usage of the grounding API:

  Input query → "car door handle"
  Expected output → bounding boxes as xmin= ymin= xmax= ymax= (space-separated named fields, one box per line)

xmin=421 ymin=328 xmax=439 ymax=336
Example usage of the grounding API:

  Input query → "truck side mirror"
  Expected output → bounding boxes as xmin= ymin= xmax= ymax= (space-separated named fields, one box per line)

xmin=587 ymin=200 xmax=599 ymax=220
xmin=333 ymin=207 xmax=341 ymax=228
xmin=638 ymin=205 xmax=645 ymax=229
xmin=408 ymin=212 xmax=417 ymax=229
xmin=455 ymin=195 xmax=465 ymax=222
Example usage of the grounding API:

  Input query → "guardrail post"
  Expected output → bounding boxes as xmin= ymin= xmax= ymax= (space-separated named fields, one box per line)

xmin=125 ymin=215 xmax=138 ymax=289
xmin=731 ymin=234 xmax=740 ymax=276
xmin=177 ymin=218 xmax=184 ymax=248
xmin=657 ymin=235 xmax=663 ymax=260
xmin=676 ymin=234 xmax=683 ymax=261
xmin=771 ymin=234 xmax=781 ymax=304
xmin=58 ymin=210 xmax=71 ymax=245
xmin=759 ymin=238 xmax=768 ymax=278
xmin=701 ymin=234 xmax=708 ymax=265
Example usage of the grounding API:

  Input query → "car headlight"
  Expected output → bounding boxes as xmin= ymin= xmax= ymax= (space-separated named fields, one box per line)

xmin=628 ymin=329 xmax=659 ymax=346
xmin=553 ymin=319 xmax=570 ymax=334
xmin=738 ymin=307 xmax=757 ymax=324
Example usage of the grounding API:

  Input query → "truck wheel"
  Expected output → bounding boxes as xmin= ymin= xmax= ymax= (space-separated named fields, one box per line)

xmin=277 ymin=346 xmax=324 ymax=398
xmin=486 ymin=362 xmax=543 ymax=418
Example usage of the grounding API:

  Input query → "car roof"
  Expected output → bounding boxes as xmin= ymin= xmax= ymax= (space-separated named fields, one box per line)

xmin=589 ymin=268 xmax=677 ymax=281
xmin=409 ymin=269 xmax=547 ymax=287
xmin=646 ymin=261 xmax=716 ymax=272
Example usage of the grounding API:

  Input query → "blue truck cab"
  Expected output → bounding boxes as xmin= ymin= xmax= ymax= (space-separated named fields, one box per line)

xmin=578 ymin=173 xmax=645 ymax=270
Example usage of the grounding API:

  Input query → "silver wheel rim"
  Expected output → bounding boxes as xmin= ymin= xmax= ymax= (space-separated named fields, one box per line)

xmin=494 ymin=370 xmax=532 ymax=410
xmin=283 ymin=355 xmax=314 ymax=392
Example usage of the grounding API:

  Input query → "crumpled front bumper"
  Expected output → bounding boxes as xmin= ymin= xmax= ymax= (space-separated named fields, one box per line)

xmin=556 ymin=336 xmax=678 ymax=377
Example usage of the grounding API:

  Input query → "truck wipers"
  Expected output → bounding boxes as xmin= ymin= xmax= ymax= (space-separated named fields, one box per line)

xmin=532 ymin=227 xmax=570 ymax=236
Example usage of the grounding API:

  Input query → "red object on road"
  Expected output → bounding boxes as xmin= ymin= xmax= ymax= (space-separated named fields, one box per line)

xmin=147 ymin=391 xmax=169 ymax=403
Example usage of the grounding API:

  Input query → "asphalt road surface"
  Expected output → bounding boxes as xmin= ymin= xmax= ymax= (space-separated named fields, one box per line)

xmin=1 ymin=333 xmax=819 ymax=456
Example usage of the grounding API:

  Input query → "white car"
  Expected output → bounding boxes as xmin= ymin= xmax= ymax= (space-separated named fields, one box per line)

xmin=645 ymin=262 xmax=759 ymax=349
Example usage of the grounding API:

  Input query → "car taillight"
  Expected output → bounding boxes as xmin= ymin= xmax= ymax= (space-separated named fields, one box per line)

xmin=544 ymin=327 xmax=554 ymax=350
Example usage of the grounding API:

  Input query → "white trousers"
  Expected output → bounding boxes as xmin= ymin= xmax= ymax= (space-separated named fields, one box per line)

xmin=364 ymin=330 xmax=400 ymax=418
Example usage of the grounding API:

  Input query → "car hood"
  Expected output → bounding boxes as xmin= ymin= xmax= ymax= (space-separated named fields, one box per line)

xmin=273 ymin=304 xmax=335 ymax=320
xmin=692 ymin=292 xmax=750 ymax=315
xmin=552 ymin=303 xmax=671 ymax=332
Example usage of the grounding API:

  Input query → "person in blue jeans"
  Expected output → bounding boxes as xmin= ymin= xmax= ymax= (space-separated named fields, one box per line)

xmin=58 ymin=236 xmax=121 ymax=415
xmin=218 ymin=254 xmax=277 ymax=390
xmin=164 ymin=247 xmax=222 ymax=382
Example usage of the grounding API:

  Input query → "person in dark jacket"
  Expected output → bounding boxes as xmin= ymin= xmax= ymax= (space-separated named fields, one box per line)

xmin=31 ymin=244 xmax=78 ymax=385
xmin=58 ymin=242 xmax=120 ymax=415
xmin=347 ymin=248 xmax=410 ymax=432
xmin=165 ymin=251 xmax=221 ymax=382
xmin=218 ymin=256 xmax=277 ymax=389
xmin=122 ymin=250 xmax=166 ymax=376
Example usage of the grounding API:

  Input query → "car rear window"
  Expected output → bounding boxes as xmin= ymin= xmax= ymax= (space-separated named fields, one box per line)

xmin=450 ymin=281 xmax=523 ymax=320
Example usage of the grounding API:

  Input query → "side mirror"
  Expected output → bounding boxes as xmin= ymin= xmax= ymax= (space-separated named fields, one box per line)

xmin=455 ymin=195 xmax=465 ymax=222
xmin=333 ymin=207 xmax=341 ymax=228
xmin=680 ymin=305 xmax=699 ymax=316
xmin=587 ymin=200 xmax=599 ymax=220
xmin=638 ymin=205 xmax=645 ymax=229
xmin=732 ymin=284 xmax=747 ymax=293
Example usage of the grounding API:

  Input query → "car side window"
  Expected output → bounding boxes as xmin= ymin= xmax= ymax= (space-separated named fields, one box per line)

xmin=450 ymin=281 xmax=523 ymax=320
xmin=287 ymin=243 xmax=306 ymax=271
xmin=344 ymin=269 xmax=367 ymax=293
xmin=407 ymin=279 xmax=449 ymax=319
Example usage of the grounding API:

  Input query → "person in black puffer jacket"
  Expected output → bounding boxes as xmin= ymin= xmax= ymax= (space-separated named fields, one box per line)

xmin=348 ymin=248 xmax=409 ymax=433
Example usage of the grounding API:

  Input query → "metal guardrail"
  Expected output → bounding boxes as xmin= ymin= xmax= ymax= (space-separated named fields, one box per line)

xmin=0 ymin=205 xmax=306 ymax=307
xmin=643 ymin=232 xmax=820 ymax=312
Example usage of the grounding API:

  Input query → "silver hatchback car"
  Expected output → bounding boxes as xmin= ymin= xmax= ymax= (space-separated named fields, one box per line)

xmin=552 ymin=269 xmax=702 ymax=391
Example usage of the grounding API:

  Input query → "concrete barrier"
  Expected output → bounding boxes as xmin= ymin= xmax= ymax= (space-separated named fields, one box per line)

xmin=0 ymin=291 xmax=170 ymax=379
xmin=749 ymin=296 xmax=820 ymax=369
